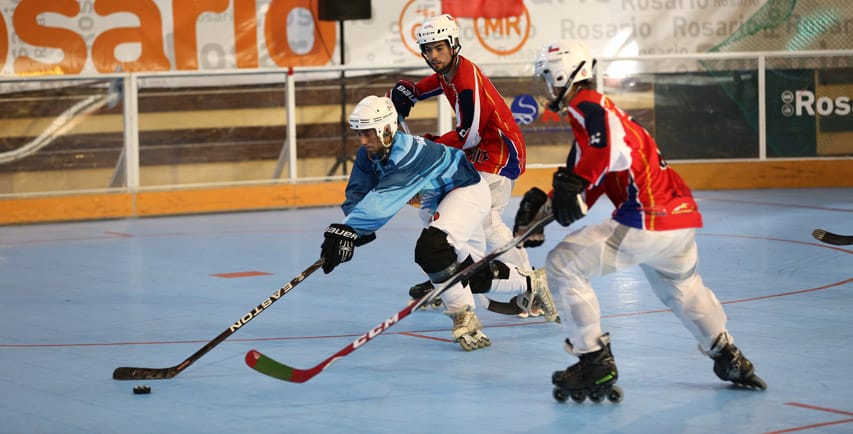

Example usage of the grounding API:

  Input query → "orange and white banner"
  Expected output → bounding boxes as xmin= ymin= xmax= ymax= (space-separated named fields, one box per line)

xmin=0 ymin=0 xmax=845 ymax=77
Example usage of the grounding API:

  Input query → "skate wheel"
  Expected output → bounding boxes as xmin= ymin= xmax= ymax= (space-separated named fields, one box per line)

xmin=607 ymin=386 xmax=624 ymax=403
xmin=412 ymin=297 xmax=441 ymax=310
xmin=458 ymin=334 xmax=482 ymax=351
xmin=570 ymin=390 xmax=586 ymax=403
xmin=589 ymin=392 xmax=605 ymax=403
xmin=456 ymin=331 xmax=489 ymax=351
xmin=553 ymin=387 xmax=568 ymax=403
xmin=475 ymin=331 xmax=491 ymax=349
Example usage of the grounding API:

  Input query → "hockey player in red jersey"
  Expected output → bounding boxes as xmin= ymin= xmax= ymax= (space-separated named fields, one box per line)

xmin=513 ymin=40 xmax=767 ymax=403
xmin=390 ymin=14 xmax=548 ymax=319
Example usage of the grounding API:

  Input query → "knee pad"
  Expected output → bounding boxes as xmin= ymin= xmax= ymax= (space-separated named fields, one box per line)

xmin=415 ymin=227 xmax=459 ymax=283
xmin=466 ymin=259 xmax=509 ymax=294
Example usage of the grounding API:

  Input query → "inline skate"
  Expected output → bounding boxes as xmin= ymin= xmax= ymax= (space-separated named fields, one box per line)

xmin=446 ymin=306 xmax=491 ymax=351
xmin=552 ymin=333 xmax=623 ymax=404
xmin=709 ymin=333 xmax=767 ymax=390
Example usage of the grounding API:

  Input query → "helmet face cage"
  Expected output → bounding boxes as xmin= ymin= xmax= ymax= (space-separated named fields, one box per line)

xmin=348 ymin=96 xmax=398 ymax=147
xmin=416 ymin=14 xmax=461 ymax=54
xmin=533 ymin=41 xmax=594 ymax=112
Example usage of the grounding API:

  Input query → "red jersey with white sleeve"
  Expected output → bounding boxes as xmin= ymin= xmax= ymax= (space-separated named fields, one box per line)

xmin=565 ymin=88 xmax=702 ymax=231
xmin=413 ymin=55 xmax=526 ymax=180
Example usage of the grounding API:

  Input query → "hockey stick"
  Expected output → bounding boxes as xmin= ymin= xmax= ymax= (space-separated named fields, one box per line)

xmin=483 ymin=296 xmax=525 ymax=316
xmin=112 ymin=258 xmax=325 ymax=380
xmin=812 ymin=229 xmax=853 ymax=246
xmin=245 ymin=215 xmax=555 ymax=383
xmin=398 ymin=115 xmax=411 ymax=134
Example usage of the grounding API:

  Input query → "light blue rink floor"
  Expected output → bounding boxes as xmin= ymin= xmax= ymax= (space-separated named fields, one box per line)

xmin=0 ymin=188 xmax=851 ymax=434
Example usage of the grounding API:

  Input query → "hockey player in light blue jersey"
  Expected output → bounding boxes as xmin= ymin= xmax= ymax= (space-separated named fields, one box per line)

xmin=319 ymin=95 xmax=558 ymax=351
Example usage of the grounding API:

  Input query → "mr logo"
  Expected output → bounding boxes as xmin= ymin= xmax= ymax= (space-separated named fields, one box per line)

xmin=511 ymin=94 xmax=539 ymax=126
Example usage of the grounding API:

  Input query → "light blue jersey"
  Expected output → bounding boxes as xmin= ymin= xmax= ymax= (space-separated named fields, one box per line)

xmin=341 ymin=132 xmax=481 ymax=235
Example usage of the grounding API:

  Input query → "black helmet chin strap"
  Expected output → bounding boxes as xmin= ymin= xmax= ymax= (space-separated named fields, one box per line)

xmin=547 ymin=85 xmax=569 ymax=113
xmin=548 ymin=59 xmax=595 ymax=114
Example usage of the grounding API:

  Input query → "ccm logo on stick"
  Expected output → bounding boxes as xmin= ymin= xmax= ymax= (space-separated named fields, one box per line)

xmin=354 ymin=314 xmax=401 ymax=349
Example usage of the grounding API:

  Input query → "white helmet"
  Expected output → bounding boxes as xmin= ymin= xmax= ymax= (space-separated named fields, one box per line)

xmin=415 ymin=14 xmax=461 ymax=52
xmin=349 ymin=95 xmax=398 ymax=145
xmin=533 ymin=40 xmax=595 ymax=112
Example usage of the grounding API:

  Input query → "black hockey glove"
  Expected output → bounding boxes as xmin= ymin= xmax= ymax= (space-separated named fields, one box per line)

xmin=321 ymin=223 xmax=358 ymax=274
xmin=389 ymin=80 xmax=418 ymax=118
xmin=513 ymin=187 xmax=549 ymax=247
xmin=551 ymin=167 xmax=589 ymax=227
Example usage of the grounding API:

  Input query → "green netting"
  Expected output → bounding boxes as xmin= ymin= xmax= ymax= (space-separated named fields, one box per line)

xmin=710 ymin=0 xmax=851 ymax=52
xmin=705 ymin=0 xmax=852 ymax=157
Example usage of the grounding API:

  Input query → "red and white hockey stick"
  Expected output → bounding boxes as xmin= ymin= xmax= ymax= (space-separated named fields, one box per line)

xmin=245 ymin=215 xmax=555 ymax=383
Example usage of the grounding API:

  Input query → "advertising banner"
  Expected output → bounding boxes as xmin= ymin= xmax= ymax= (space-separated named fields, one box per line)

xmin=1 ymin=0 xmax=850 ymax=77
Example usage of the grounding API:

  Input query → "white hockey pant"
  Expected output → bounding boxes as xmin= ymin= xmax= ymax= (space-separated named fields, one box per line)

xmin=424 ymin=177 xmax=489 ymax=312
xmin=546 ymin=219 xmax=729 ymax=354
xmin=475 ymin=173 xmax=531 ymax=302
xmin=481 ymin=172 xmax=531 ymax=270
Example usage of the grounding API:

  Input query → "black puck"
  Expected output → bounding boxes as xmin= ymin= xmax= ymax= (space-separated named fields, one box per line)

xmin=133 ymin=385 xmax=151 ymax=394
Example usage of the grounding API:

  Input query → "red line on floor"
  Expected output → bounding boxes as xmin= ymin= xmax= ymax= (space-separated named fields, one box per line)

xmin=785 ymin=402 xmax=853 ymax=417
xmin=4 ymin=278 xmax=849 ymax=348
xmin=761 ymin=402 xmax=853 ymax=434
xmin=764 ymin=418 xmax=853 ymax=434
xmin=399 ymin=331 xmax=454 ymax=343
xmin=601 ymin=278 xmax=853 ymax=319
xmin=701 ymin=233 xmax=853 ymax=254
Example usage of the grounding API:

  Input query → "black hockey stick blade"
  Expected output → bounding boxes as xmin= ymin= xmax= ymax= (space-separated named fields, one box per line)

xmin=483 ymin=296 xmax=561 ymax=323
xmin=245 ymin=214 xmax=556 ymax=383
xmin=484 ymin=297 xmax=524 ymax=315
xmin=112 ymin=258 xmax=325 ymax=380
xmin=811 ymin=229 xmax=853 ymax=246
